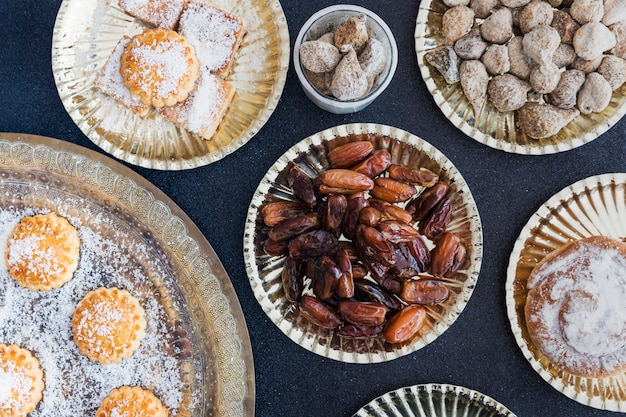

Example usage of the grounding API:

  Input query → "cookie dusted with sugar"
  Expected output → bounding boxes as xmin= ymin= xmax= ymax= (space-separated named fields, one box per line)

xmin=525 ymin=236 xmax=626 ymax=378
xmin=158 ymin=68 xmax=235 ymax=140
xmin=5 ymin=213 xmax=80 ymax=291
xmin=72 ymin=287 xmax=147 ymax=364
xmin=96 ymin=386 xmax=168 ymax=417
xmin=120 ymin=28 xmax=199 ymax=108
xmin=118 ymin=0 xmax=186 ymax=30
xmin=177 ymin=2 xmax=245 ymax=77
xmin=0 ymin=344 xmax=45 ymax=417
xmin=94 ymin=36 xmax=150 ymax=116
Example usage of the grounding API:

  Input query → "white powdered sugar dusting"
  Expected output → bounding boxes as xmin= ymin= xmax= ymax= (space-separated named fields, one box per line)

xmin=187 ymin=73 xmax=225 ymax=132
xmin=119 ymin=0 xmax=186 ymax=29
xmin=0 ymin=207 xmax=190 ymax=416
xmin=0 ymin=361 xmax=32 ymax=408
xmin=179 ymin=3 xmax=243 ymax=73
xmin=528 ymin=239 xmax=626 ymax=374
xmin=94 ymin=37 xmax=147 ymax=111
xmin=132 ymin=40 xmax=191 ymax=99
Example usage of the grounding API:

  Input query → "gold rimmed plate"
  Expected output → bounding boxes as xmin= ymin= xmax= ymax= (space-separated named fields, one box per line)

xmin=415 ymin=0 xmax=626 ymax=154
xmin=0 ymin=133 xmax=254 ymax=416
xmin=52 ymin=0 xmax=289 ymax=170
xmin=243 ymin=123 xmax=483 ymax=363
xmin=506 ymin=173 xmax=626 ymax=411
xmin=352 ymin=383 xmax=516 ymax=417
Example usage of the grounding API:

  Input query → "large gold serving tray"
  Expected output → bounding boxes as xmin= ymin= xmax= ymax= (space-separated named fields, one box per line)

xmin=244 ymin=123 xmax=483 ymax=363
xmin=0 ymin=133 xmax=254 ymax=416
xmin=415 ymin=0 xmax=626 ymax=154
xmin=506 ymin=173 xmax=626 ymax=412
xmin=352 ymin=383 xmax=516 ymax=417
xmin=52 ymin=0 xmax=289 ymax=170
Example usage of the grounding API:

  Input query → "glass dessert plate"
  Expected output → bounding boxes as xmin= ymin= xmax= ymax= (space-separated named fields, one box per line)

xmin=52 ymin=0 xmax=289 ymax=170
xmin=0 ymin=133 xmax=254 ymax=416
xmin=243 ymin=123 xmax=483 ymax=363
xmin=414 ymin=0 xmax=626 ymax=154
xmin=352 ymin=383 xmax=516 ymax=417
xmin=506 ymin=173 xmax=626 ymax=412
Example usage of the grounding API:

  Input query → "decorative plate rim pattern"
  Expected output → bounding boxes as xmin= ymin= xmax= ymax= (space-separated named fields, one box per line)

xmin=51 ymin=0 xmax=289 ymax=170
xmin=414 ymin=0 xmax=626 ymax=155
xmin=0 ymin=132 xmax=255 ymax=416
xmin=506 ymin=173 xmax=626 ymax=412
xmin=352 ymin=383 xmax=517 ymax=417
xmin=243 ymin=123 xmax=483 ymax=363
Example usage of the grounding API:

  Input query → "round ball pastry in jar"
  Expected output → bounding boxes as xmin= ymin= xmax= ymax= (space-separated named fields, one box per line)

xmin=0 ymin=344 xmax=45 ymax=417
xmin=72 ymin=287 xmax=147 ymax=364
xmin=524 ymin=236 xmax=626 ymax=378
xmin=120 ymin=28 xmax=199 ymax=108
xmin=96 ymin=386 xmax=167 ymax=417
xmin=5 ymin=213 xmax=80 ymax=291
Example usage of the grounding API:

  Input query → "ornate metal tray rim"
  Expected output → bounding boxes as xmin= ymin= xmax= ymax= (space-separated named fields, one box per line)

xmin=0 ymin=132 xmax=255 ymax=416
xmin=352 ymin=383 xmax=517 ymax=416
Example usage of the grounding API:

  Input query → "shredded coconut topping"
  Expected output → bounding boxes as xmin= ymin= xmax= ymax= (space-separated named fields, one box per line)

xmin=119 ymin=0 xmax=186 ymax=29
xmin=178 ymin=3 xmax=243 ymax=73
xmin=187 ymin=73 xmax=226 ymax=132
xmin=95 ymin=37 xmax=147 ymax=112
xmin=0 ymin=362 xmax=33 ymax=411
xmin=129 ymin=38 xmax=193 ymax=99
xmin=0 ymin=208 xmax=189 ymax=416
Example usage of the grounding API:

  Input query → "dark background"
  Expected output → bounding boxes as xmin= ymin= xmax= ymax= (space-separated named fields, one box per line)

xmin=1 ymin=1 xmax=625 ymax=416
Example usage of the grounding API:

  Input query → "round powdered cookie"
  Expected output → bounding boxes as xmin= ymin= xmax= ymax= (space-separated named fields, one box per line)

xmin=120 ymin=28 xmax=199 ymax=108
xmin=0 ymin=344 xmax=45 ymax=417
xmin=96 ymin=386 xmax=168 ymax=417
xmin=5 ymin=213 xmax=80 ymax=291
xmin=72 ymin=287 xmax=147 ymax=364
xmin=525 ymin=236 xmax=626 ymax=378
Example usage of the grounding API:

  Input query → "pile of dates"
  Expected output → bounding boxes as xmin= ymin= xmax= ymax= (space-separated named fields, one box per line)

xmin=260 ymin=137 xmax=467 ymax=344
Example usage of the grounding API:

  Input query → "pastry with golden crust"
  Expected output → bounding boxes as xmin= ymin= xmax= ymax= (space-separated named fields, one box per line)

xmin=72 ymin=287 xmax=147 ymax=364
xmin=94 ymin=36 xmax=151 ymax=116
xmin=5 ymin=213 xmax=80 ymax=291
xmin=525 ymin=236 xmax=626 ymax=377
xmin=177 ymin=2 xmax=245 ymax=77
xmin=158 ymin=67 xmax=235 ymax=140
xmin=0 ymin=344 xmax=44 ymax=417
xmin=118 ymin=0 xmax=186 ymax=30
xmin=96 ymin=386 xmax=168 ymax=417
xmin=120 ymin=28 xmax=199 ymax=108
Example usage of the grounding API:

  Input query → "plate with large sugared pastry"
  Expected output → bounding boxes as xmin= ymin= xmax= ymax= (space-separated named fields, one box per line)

xmin=52 ymin=0 xmax=289 ymax=170
xmin=506 ymin=173 xmax=626 ymax=412
xmin=0 ymin=133 xmax=254 ymax=417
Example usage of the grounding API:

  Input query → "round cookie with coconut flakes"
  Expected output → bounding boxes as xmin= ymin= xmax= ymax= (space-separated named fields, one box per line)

xmin=72 ymin=287 xmax=147 ymax=364
xmin=5 ymin=213 xmax=80 ymax=291
xmin=96 ymin=386 xmax=167 ymax=417
xmin=120 ymin=28 xmax=199 ymax=108
xmin=0 ymin=344 xmax=45 ymax=417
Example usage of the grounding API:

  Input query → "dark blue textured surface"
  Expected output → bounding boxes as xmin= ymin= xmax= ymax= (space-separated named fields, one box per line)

xmin=1 ymin=1 xmax=625 ymax=416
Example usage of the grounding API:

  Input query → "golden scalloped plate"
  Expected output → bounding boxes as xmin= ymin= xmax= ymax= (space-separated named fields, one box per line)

xmin=243 ymin=123 xmax=483 ymax=363
xmin=52 ymin=0 xmax=289 ymax=170
xmin=506 ymin=173 xmax=626 ymax=411
xmin=0 ymin=133 xmax=254 ymax=416
xmin=415 ymin=0 xmax=626 ymax=154
xmin=352 ymin=383 xmax=516 ymax=417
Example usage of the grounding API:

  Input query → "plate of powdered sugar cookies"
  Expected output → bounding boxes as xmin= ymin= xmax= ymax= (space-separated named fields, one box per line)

xmin=52 ymin=0 xmax=289 ymax=170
